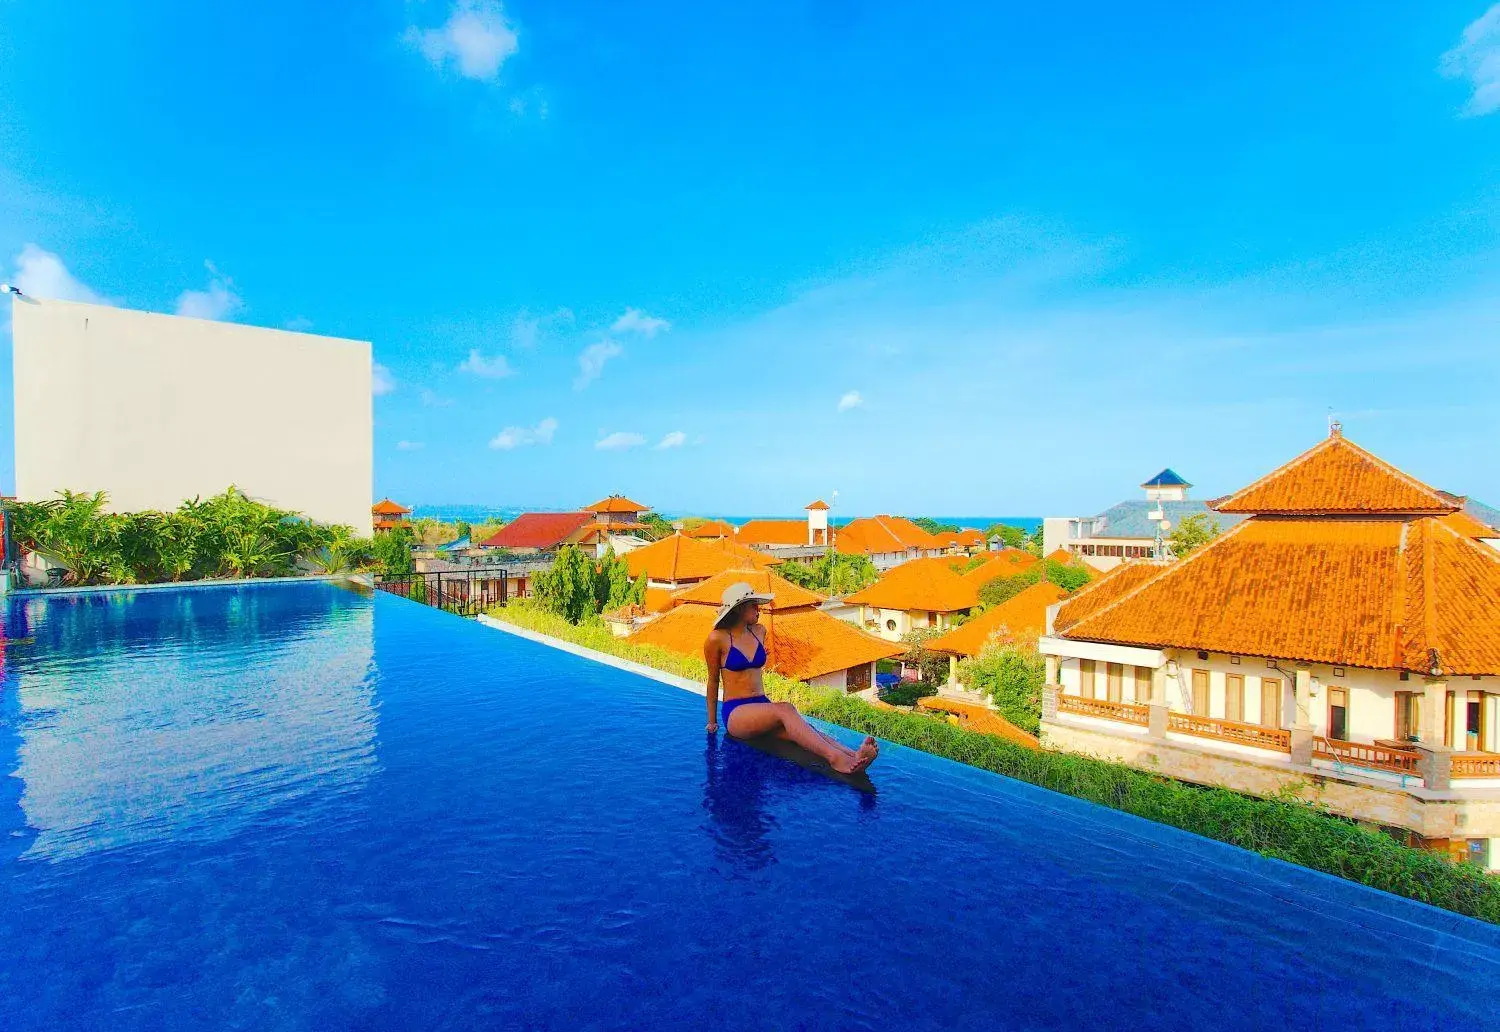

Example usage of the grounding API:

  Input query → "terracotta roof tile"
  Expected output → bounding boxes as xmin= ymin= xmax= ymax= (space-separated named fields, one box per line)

xmin=478 ymin=511 xmax=592 ymax=549
xmin=805 ymin=500 xmax=831 ymax=510
xmin=684 ymin=519 xmax=735 ymax=539
xmin=927 ymin=581 xmax=1067 ymax=657
xmin=844 ymin=558 xmax=979 ymax=612
xmin=1045 ymin=548 xmax=1074 ymax=564
xmin=1052 ymin=561 xmax=1167 ymax=635
xmin=1212 ymin=432 xmax=1458 ymax=515
xmin=630 ymin=605 xmax=901 ymax=681
xmin=835 ymin=515 xmax=941 ymax=556
xmin=1440 ymin=511 xmax=1497 ymax=540
xmin=585 ymin=496 xmax=650 ymax=513
xmin=1059 ymin=517 xmax=1500 ymax=675
xmin=669 ymin=568 xmax=826 ymax=611
xmin=624 ymin=534 xmax=775 ymax=583
xmin=371 ymin=498 xmax=411 ymax=515
xmin=736 ymin=519 xmax=820 ymax=547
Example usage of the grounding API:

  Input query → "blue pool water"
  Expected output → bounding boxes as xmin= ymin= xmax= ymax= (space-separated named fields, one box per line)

xmin=1 ymin=583 xmax=1497 ymax=1030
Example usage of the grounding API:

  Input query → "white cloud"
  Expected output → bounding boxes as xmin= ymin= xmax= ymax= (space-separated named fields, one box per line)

xmin=596 ymin=431 xmax=646 ymax=451
xmin=407 ymin=0 xmax=519 ymax=82
xmin=612 ymin=307 xmax=671 ymax=338
xmin=837 ymin=390 xmax=863 ymax=412
xmin=397 ymin=440 xmax=424 ymax=451
xmin=574 ymin=339 xmax=622 ymax=388
xmin=458 ymin=348 xmax=515 ymax=378
xmin=1442 ymin=5 xmax=1500 ymax=115
xmin=9 ymin=244 xmax=102 ymax=302
xmin=373 ymin=363 xmax=397 ymax=396
xmin=175 ymin=260 xmax=244 ymax=321
xmin=420 ymin=387 xmax=455 ymax=407
xmin=510 ymin=306 xmax=574 ymax=348
xmin=489 ymin=416 xmax=557 ymax=450
xmin=654 ymin=430 xmax=687 ymax=450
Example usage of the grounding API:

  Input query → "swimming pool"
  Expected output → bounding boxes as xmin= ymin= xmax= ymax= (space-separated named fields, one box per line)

xmin=1 ymin=582 xmax=1496 ymax=1029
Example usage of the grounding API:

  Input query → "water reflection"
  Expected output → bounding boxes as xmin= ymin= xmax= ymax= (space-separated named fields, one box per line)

xmin=701 ymin=736 xmax=779 ymax=873
xmin=2 ymin=584 xmax=378 ymax=860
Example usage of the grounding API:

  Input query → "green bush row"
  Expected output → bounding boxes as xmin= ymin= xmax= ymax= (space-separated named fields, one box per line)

xmin=484 ymin=602 xmax=1500 ymax=925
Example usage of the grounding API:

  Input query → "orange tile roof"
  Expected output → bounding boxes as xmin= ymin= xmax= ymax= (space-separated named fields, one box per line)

xmin=1440 ymin=510 xmax=1497 ymax=540
xmin=631 ymin=605 xmax=902 ymax=681
xmin=805 ymin=499 xmax=831 ymax=510
xmin=735 ymin=518 xmax=815 ymax=547
xmin=1212 ymin=430 xmax=1458 ymax=515
xmin=844 ymin=558 xmax=979 ymax=613
xmin=623 ymin=534 xmax=774 ymax=583
xmin=1058 ymin=517 xmax=1500 ymax=675
xmin=916 ymin=697 xmax=1040 ymax=749
xmin=834 ymin=515 xmax=942 ymax=556
xmin=1052 ymin=562 xmax=1168 ymax=635
xmin=961 ymin=549 xmax=1039 ymax=586
xmin=585 ymin=495 xmax=650 ymax=514
xmin=699 ymin=536 xmax=780 ymax=570
xmin=645 ymin=587 xmax=677 ymax=614
xmin=372 ymin=498 xmax=411 ymax=515
xmin=1045 ymin=548 xmax=1074 ymax=564
xmin=683 ymin=519 xmax=735 ymax=539
xmin=669 ymin=568 xmax=826 ymax=611
xmin=927 ymin=581 xmax=1067 ymax=657
xmin=955 ymin=529 xmax=985 ymax=547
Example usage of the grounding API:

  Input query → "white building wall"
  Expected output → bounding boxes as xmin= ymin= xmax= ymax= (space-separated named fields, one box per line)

xmin=12 ymin=298 xmax=374 ymax=534
xmin=808 ymin=669 xmax=848 ymax=691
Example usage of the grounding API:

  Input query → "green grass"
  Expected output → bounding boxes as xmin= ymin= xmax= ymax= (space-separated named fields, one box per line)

xmin=486 ymin=601 xmax=1500 ymax=925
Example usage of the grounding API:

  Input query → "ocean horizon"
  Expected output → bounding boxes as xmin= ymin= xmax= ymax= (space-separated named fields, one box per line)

xmin=410 ymin=504 xmax=1040 ymax=534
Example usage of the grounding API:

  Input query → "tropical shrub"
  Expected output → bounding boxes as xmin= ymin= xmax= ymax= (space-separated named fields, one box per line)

xmin=959 ymin=642 xmax=1046 ymax=735
xmin=775 ymin=552 xmax=878 ymax=595
xmin=976 ymin=557 xmax=1093 ymax=607
xmin=370 ymin=526 xmax=416 ymax=576
xmin=531 ymin=545 xmax=645 ymax=624
xmin=1168 ymin=513 xmax=1221 ymax=558
xmin=5 ymin=487 xmax=375 ymax=586
xmin=899 ymin=627 xmax=949 ymax=688
xmin=481 ymin=604 xmax=1500 ymax=925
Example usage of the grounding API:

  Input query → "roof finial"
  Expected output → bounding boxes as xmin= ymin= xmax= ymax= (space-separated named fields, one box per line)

xmin=1327 ymin=410 xmax=1342 ymax=438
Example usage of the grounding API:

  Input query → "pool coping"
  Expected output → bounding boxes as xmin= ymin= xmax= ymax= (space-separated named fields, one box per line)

xmin=7 ymin=574 xmax=370 ymax=598
xmin=477 ymin=614 xmax=708 ymax=698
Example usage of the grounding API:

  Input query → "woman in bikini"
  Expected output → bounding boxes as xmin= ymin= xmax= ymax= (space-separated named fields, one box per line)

xmin=704 ymin=582 xmax=879 ymax=776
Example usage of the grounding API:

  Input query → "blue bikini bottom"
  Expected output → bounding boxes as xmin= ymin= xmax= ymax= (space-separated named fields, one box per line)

xmin=721 ymin=694 xmax=770 ymax=727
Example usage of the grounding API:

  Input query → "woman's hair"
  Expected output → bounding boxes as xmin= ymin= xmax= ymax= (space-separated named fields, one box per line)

xmin=723 ymin=599 xmax=757 ymax=628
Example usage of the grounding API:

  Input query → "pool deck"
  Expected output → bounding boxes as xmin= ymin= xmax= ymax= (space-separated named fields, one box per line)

xmin=477 ymin=614 xmax=706 ymax=697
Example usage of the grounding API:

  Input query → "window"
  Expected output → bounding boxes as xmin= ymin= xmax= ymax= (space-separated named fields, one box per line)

xmin=1395 ymin=691 xmax=1419 ymax=742
xmin=1106 ymin=663 xmax=1123 ymax=702
xmin=1080 ymin=659 xmax=1097 ymax=699
xmin=1191 ymin=670 xmax=1210 ymax=716
xmin=1261 ymin=678 xmax=1282 ymax=728
xmin=1133 ymin=666 xmax=1152 ymax=704
xmin=1225 ymin=673 xmax=1244 ymax=722
xmin=1466 ymin=691 xmax=1486 ymax=747
xmin=1328 ymin=688 xmax=1348 ymax=741
xmin=885 ymin=618 xmax=897 ymax=632
xmin=927 ymin=611 xmax=937 ymax=625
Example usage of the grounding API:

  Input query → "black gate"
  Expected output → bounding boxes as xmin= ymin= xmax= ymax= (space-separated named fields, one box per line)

xmin=374 ymin=568 xmax=509 ymax=617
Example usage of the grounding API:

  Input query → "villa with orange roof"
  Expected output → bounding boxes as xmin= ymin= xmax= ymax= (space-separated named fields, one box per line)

xmin=1038 ymin=427 xmax=1500 ymax=869
xmin=833 ymin=514 xmax=945 ymax=570
xmin=372 ymin=498 xmax=411 ymax=533
xmin=682 ymin=519 xmax=735 ymax=540
xmin=843 ymin=557 xmax=980 ymax=641
xmin=629 ymin=567 xmax=902 ymax=692
xmin=735 ymin=501 xmax=833 ymax=553
xmin=623 ymin=533 xmax=776 ymax=591
xmin=476 ymin=495 xmax=653 ymax=556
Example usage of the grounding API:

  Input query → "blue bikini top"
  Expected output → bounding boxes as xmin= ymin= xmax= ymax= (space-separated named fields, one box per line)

xmin=723 ymin=628 xmax=766 ymax=672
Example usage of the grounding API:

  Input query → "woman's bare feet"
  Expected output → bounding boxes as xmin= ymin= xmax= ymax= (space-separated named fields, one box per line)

xmin=831 ymin=736 xmax=879 ymax=775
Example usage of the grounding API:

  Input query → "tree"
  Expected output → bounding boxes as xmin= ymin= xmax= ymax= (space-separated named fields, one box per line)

xmin=913 ymin=517 xmax=960 ymax=535
xmin=533 ymin=545 xmax=646 ymax=624
xmin=775 ymin=552 xmax=878 ymax=596
xmin=636 ymin=513 xmax=675 ymax=540
xmin=1039 ymin=556 xmax=1093 ymax=593
xmin=899 ymin=627 xmax=950 ymax=688
xmin=1168 ymin=513 xmax=1221 ymax=559
xmin=959 ymin=643 xmax=1047 ymax=735
xmin=594 ymin=547 xmax=645 ymax=612
xmin=370 ymin=526 xmax=416 ymax=576
xmin=984 ymin=523 xmax=1030 ymax=549
xmin=977 ymin=569 xmax=1043 ymax=607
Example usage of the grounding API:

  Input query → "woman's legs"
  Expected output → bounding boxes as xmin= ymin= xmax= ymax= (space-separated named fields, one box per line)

xmin=727 ymin=702 xmax=878 ymax=774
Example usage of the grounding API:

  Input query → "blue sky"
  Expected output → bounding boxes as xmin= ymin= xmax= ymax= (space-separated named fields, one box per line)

xmin=2 ymin=2 xmax=1499 ymax=518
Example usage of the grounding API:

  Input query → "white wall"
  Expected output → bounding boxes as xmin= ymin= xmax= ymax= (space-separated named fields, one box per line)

xmin=13 ymin=298 xmax=373 ymax=534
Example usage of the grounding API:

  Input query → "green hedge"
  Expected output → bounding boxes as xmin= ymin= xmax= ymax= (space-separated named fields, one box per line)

xmin=485 ymin=603 xmax=1500 ymax=925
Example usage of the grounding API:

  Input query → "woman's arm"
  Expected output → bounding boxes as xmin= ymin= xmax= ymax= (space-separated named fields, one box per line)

xmin=703 ymin=633 xmax=723 ymax=732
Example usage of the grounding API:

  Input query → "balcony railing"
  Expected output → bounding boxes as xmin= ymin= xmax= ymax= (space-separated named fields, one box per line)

xmin=1057 ymin=693 xmax=1149 ymax=727
xmin=1167 ymin=712 xmax=1291 ymax=753
xmin=1451 ymin=752 xmax=1500 ymax=779
xmin=1311 ymin=738 xmax=1421 ymax=776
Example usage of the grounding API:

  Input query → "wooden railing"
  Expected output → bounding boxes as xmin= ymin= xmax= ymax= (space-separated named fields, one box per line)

xmin=1056 ymin=693 xmax=1149 ymax=726
xmin=1451 ymin=752 xmax=1500 ymax=779
xmin=1312 ymin=738 xmax=1421 ymax=776
xmin=1167 ymin=712 xmax=1291 ymax=752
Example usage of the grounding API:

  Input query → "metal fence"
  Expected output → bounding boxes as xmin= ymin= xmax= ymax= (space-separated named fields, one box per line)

xmin=374 ymin=568 xmax=509 ymax=617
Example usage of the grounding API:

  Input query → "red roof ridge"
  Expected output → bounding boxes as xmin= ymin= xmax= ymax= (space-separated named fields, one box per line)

xmin=1213 ymin=433 xmax=1456 ymax=515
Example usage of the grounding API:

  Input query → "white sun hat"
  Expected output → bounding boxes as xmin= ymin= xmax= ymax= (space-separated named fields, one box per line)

xmin=713 ymin=581 xmax=775 ymax=628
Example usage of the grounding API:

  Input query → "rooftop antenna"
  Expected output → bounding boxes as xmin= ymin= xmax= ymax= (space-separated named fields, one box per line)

xmin=829 ymin=490 xmax=839 ymax=550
